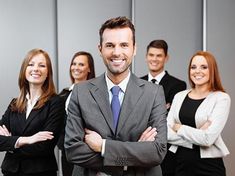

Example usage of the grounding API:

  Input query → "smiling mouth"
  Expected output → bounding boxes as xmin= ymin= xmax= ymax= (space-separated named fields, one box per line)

xmin=31 ymin=74 xmax=41 ymax=78
xmin=73 ymin=71 xmax=81 ymax=75
xmin=194 ymin=75 xmax=204 ymax=80
xmin=110 ymin=59 xmax=125 ymax=66
xmin=151 ymin=63 xmax=158 ymax=66
xmin=111 ymin=59 xmax=125 ymax=63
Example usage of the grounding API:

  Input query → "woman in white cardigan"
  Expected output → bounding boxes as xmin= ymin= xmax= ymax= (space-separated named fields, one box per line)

xmin=167 ymin=51 xmax=231 ymax=176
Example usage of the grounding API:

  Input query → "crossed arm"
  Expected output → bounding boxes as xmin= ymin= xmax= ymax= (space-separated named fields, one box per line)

xmin=172 ymin=120 xmax=212 ymax=132
xmin=168 ymin=93 xmax=230 ymax=147
xmin=0 ymin=96 xmax=65 ymax=152
xmin=65 ymin=84 xmax=167 ymax=168
xmin=0 ymin=125 xmax=54 ymax=147
xmin=84 ymin=126 xmax=157 ymax=153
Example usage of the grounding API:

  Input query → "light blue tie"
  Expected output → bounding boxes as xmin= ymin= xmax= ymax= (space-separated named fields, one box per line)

xmin=111 ymin=86 xmax=121 ymax=130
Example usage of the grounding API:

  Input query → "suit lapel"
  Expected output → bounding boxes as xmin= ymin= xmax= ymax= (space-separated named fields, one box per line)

xmin=89 ymin=74 xmax=115 ymax=134
xmin=159 ymin=71 xmax=171 ymax=86
xmin=116 ymin=75 xmax=144 ymax=134
xmin=141 ymin=74 xmax=148 ymax=81
xmin=22 ymin=108 xmax=42 ymax=134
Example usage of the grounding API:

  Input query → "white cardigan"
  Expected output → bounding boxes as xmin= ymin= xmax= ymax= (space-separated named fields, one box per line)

xmin=167 ymin=89 xmax=231 ymax=158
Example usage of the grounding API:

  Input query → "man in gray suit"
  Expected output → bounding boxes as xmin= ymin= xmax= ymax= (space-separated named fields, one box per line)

xmin=65 ymin=16 xmax=167 ymax=176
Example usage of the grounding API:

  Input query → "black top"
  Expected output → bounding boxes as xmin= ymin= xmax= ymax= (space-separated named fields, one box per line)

xmin=178 ymin=94 xmax=205 ymax=151
xmin=179 ymin=94 xmax=205 ymax=128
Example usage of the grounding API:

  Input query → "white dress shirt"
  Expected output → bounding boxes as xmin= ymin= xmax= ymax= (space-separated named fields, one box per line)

xmin=148 ymin=70 xmax=166 ymax=84
xmin=65 ymin=84 xmax=74 ymax=114
xmin=15 ymin=93 xmax=40 ymax=148
xmin=99 ymin=71 xmax=131 ymax=175
xmin=26 ymin=93 xmax=40 ymax=119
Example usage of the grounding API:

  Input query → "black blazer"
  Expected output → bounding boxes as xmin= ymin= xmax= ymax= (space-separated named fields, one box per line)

xmin=141 ymin=71 xmax=186 ymax=105
xmin=57 ymin=88 xmax=71 ymax=150
xmin=0 ymin=95 xmax=65 ymax=174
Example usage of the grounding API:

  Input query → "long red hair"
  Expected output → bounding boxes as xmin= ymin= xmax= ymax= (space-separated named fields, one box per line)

xmin=188 ymin=51 xmax=225 ymax=92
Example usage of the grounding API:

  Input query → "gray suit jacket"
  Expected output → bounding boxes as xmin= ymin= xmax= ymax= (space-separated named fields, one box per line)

xmin=65 ymin=73 xmax=167 ymax=176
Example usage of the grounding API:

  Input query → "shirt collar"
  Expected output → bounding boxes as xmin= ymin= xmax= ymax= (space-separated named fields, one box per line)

xmin=26 ymin=92 xmax=40 ymax=106
xmin=105 ymin=70 xmax=130 ymax=93
xmin=148 ymin=70 xmax=166 ymax=83
xmin=26 ymin=93 xmax=40 ymax=101
xmin=69 ymin=84 xmax=74 ymax=91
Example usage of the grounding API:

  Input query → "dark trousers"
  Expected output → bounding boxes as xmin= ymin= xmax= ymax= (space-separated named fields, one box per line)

xmin=161 ymin=144 xmax=176 ymax=176
xmin=62 ymin=149 xmax=74 ymax=176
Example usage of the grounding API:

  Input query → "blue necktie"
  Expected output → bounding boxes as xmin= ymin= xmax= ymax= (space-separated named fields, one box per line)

xmin=111 ymin=86 xmax=121 ymax=129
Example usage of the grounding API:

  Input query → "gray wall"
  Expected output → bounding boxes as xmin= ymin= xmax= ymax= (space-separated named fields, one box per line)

xmin=0 ymin=0 xmax=234 ymax=176
xmin=207 ymin=0 xmax=235 ymax=174
xmin=0 ymin=0 xmax=57 ymax=115
xmin=57 ymin=0 xmax=131 ymax=91
xmin=134 ymin=0 xmax=202 ymax=82
xmin=0 ymin=0 xmax=58 ymax=176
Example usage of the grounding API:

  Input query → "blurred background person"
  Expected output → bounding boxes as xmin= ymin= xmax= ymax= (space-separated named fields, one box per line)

xmin=57 ymin=51 xmax=95 ymax=176
xmin=0 ymin=48 xmax=65 ymax=176
xmin=141 ymin=39 xmax=186 ymax=176
xmin=141 ymin=39 xmax=186 ymax=111
xmin=167 ymin=51 xmax=230 ymax=176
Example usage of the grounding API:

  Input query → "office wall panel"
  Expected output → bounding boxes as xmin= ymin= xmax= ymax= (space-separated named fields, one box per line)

xmin=0 ymin=0 xmax=57 ymax=114
xmin=207 ymin=1 xmax=235 ymax=175
xmin=57 ymin=0 xmax=131 ymax=91
xmin=134 ymin=0 xmax=202 ymax=85
xmin=0 ymin=0 xmax=57 ymax=175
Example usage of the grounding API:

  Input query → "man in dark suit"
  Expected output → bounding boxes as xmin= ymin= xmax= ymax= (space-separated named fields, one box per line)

xmin=141 ymin=40 xmax=186 ymax=176
xmin=65 ymin=17 xmax=167 ymax=176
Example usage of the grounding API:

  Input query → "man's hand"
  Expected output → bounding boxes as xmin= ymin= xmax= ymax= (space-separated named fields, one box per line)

xmin=166 ymin=103 xmax=171 ymax=110
xmin=84 ymin=128 xmax=103 ymax=152
xmin=138 ymin=126 xmax=157 ymax=142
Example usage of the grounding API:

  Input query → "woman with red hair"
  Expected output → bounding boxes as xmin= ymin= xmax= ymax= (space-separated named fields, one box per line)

xmin=167 ymin=51 xmax=230 ymax=176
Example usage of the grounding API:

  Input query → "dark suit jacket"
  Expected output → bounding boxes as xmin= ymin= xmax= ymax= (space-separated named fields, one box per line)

xmin=0 ymin=95 xmax=65 ymax=174
xmin=141 ymin=71 xmax=186 ymax=105
xmin=65 ymin=73 xmax=167 ymax=176
xmin=57 ymin=88 xmax=71 ymax=150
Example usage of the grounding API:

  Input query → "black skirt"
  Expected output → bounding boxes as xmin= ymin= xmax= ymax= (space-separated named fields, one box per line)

xmin=175 ymin=146 xmax=226 ymax=176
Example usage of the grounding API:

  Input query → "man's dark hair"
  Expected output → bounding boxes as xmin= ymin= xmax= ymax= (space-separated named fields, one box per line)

xmin=99 ymin=16 xmax=135 ymax=46
xmin=147 ymin=40 xmax=168 ymax=56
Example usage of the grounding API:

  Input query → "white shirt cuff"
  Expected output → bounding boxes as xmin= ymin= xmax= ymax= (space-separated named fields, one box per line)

xmin=14 ymin=137 xmax=21 ymax=148
xmin=101 ymin=139 xmax=106 ymax=156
